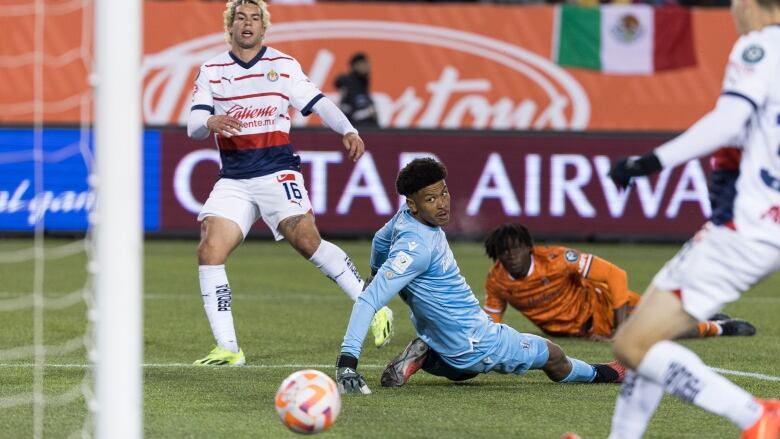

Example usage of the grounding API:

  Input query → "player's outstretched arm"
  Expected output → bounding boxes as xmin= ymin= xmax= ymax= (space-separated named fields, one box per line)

xmin=609 ymin=94 xmax=752 ymax=188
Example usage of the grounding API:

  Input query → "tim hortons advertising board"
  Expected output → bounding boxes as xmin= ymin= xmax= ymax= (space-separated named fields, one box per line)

xmin=2 ymin=3 xmax=736 ymax=131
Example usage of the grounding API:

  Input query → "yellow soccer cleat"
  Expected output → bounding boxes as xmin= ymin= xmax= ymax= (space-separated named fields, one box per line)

xmin=193 ymin=346 xmax=246 ymax=366
xmin=370 ymin=306 xmax=394 ymax=348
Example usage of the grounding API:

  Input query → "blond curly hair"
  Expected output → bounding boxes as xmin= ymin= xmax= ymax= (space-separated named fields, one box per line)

xmin=223 ymin=0 xmax=271 ymax=45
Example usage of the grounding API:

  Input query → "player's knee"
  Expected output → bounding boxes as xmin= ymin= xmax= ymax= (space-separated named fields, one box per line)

xmin=280 ymin=215 xmax=321 ymax=258
xmin=197 ymin=239 xmax=228 ymax=265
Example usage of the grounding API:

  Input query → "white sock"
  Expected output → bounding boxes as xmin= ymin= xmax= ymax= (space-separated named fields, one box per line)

xmin=608 ymin=370 xmax=664 ymax=439
xmin=637 ymin=340 xmax=762 ymax=430
xmin=199 ymin=265 xmax=239 ymax=353
xmin=309 ymin=240 xmax=364 ymax=301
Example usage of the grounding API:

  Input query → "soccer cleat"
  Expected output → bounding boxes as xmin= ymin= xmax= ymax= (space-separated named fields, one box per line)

xmin=592 ymin=360 xmax=626 ymax=384
xmin=718 ymin=319 xmax=757 ymax=336
xmin=709 ymin=312 xmax=732 ymax=321
xmin=380 ymin=337 xmax=429 ymax=387
xmin=193 ymin=346 xmax=246 ymax=366
xmin=370 ymin=306 xmax=394 ymax=348
xmin=741 ymin=399 xmax=780 ymax=439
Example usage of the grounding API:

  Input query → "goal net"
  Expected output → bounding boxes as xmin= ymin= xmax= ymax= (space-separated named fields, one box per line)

xmin=0 ymin=0 xmax=142 ymax=437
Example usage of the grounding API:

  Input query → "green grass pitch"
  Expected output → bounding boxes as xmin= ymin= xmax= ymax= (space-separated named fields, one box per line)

xmin=0 ymin=238 xmax=778 ymax=438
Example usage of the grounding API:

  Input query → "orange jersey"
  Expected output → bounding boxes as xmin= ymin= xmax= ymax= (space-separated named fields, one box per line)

xmin=484 ymin=246 xmax=638 ymax=337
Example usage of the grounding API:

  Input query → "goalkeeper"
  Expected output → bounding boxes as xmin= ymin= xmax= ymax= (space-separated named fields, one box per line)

xmin=335 ymin=158 xmax=624 ymax=395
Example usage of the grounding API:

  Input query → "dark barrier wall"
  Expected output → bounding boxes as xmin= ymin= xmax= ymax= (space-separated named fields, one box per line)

xmin=164 ymin=129 xmax=712 ymax=240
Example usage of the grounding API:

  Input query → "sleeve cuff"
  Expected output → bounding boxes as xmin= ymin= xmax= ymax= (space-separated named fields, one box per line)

xmin=191 ymin=104 xmax=214 ymax=114
xmin=300 ymin=93 xmax=325 ymax=117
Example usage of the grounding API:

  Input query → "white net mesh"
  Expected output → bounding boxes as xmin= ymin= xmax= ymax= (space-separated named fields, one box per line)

xmin=0 ymin=0 xmax=95 ymax=437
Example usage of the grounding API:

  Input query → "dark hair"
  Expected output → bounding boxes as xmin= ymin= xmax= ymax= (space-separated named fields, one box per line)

xmin=484 ymin=224 xmax=534 ymax=261
xmin=396 ymin=158 xmax=448 ymax=196
xmin=350 ymin=52 xmax=368 ymax=66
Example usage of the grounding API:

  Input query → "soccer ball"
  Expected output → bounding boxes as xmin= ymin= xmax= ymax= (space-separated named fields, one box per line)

xmin=275 ymin=369 xmax=341 ymax=434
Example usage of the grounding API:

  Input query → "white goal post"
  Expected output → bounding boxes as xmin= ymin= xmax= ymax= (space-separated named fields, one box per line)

xmin=93 ymin=0 xmax=143 ymax=437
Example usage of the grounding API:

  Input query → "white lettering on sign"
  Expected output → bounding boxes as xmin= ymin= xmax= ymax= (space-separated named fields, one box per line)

xmin=336 ymin=152 xmax=392 ymax=215
xmin=299 ymin=151 xmax=342 ymax=214
xmin=467 ymin=153 xmax=520 ymax=216
xmin=0 ymin=179 xmax=95 ymax=225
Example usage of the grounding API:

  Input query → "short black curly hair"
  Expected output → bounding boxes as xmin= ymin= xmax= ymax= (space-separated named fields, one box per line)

xmin=396 ymin=158 xmax=448 ymax=196
xmin=484 ymin=224 xmax=534 ymax=261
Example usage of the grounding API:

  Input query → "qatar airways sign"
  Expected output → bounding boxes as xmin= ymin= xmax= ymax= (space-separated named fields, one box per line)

xmin=142 ymin=20 xmax=589 ymax=130
xmin=161 ymin=130 xmax=711 ymax=239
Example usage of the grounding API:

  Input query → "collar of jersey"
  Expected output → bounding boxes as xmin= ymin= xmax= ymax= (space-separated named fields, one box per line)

xmin=403 ymin=207 xmax=440 ymax=231
xmin=228 ymin=46 xmax=267 ymax=70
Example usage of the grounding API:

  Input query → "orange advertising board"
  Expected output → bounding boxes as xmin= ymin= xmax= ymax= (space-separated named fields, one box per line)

xmin=1 ymin=2 xmax=737 ymax=130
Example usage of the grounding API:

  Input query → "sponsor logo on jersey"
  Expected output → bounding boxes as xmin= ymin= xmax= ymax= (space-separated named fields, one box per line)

xmin=391 ymin=251 xmax=413 ymax=274
xmin=564 ymin=249 xmax=579 ymax=262
xmin=761 ymin=206 xmax=780 ymax=224
xmin=226 ymin=104 xmax=277 ymax=120
xmin=276 ymin=173 xmax=296 ymax=182
xmin=742 ymin=45 xmax=764 ymax=63
xmin=612 ymin=14 xmax=644 ymax=43
xmin=267 ymin=69 xmax=279 ymax=82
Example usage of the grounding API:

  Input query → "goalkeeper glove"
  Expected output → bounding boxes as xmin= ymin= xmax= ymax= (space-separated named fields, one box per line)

xmin=608 ymin=153 xmax=662 ymax=188
xmin=336 ymin=354 xmax=372 ymax=395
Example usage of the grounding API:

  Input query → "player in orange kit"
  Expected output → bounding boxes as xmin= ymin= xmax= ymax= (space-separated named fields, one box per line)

xmin=482 ymin=224 xmax=756 ymax=340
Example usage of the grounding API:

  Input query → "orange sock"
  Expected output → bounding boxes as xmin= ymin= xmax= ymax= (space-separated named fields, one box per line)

xmin=698 ymin=321 xmax=723 ymax=337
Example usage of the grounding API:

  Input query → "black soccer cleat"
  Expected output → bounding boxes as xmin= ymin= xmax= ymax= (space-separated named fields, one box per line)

xmin=592 ymin=360 xmax=626 ymax=384
xmin=380 ymin=338 xmax=430 ymax=388
xmin=709 ymin=312 xmax=731 ymax=321
xmin=718 ymin=319 xmax=757 ymax=336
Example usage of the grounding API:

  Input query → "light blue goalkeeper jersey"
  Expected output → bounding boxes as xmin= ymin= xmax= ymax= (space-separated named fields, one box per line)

xmin=341 ymin=207 xmax=493 ymax=364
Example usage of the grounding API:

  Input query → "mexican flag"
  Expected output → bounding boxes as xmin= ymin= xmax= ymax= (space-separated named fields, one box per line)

xmin=553 ymin=5 xmax=696 ymax=75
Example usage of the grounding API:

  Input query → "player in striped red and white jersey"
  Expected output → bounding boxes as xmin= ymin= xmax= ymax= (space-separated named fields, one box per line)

xmin=187 ymin=0 xmax=393 ymax=367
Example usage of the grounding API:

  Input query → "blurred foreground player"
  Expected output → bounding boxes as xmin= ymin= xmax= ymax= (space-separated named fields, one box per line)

xmin=600 ymin=0 xmax=780 ymax=435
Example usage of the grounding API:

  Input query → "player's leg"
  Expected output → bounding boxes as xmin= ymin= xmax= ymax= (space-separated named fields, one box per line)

xmin=276 ymin=212 xmax=362 ymax=295
xmin=381 ymin=338 xmax=478 ymax=387
xmin=613 ymin=288 xmax=765 ymax=432
xmin=626 ymin=290 xmax=755 ymax=339
xmin=262 ymin=171 xmax=393 ymax=347
xmin=538 ymin=339 xmax=624 ymax=384
xmin=193 ymin=179 xmax=257 ymax=366
xmin=676 ymin=317 xmax=756 ymax=338
xmin=609 ymin=226 xmax=780 ymax=438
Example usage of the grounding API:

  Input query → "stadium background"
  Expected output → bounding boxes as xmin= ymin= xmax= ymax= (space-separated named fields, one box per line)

xmin=6 ymin=2 xmax=780 ymax=438
xmin=1 ymin=2 xmax=739 ymax=240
